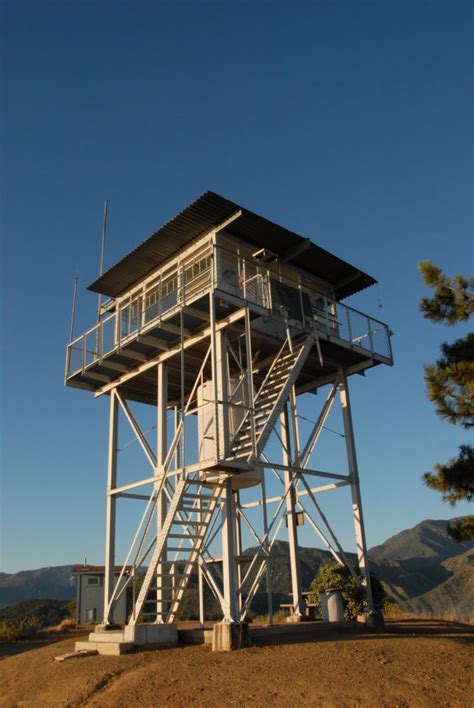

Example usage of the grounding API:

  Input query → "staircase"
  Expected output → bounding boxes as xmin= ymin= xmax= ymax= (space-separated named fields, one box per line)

xmin=128 ymin=477 xmax=224 ymax=627
xmin=230 ymin=335 xmax=313 ymax=461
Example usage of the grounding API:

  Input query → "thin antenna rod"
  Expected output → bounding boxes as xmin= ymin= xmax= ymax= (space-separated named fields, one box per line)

xmin=97 ymin=198 xmax=109 ymax=319
xmin=69 ymin=275 xmax=78 ymax=342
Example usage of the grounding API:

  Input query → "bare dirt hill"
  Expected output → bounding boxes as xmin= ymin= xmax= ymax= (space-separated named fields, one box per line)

xmin=0 ymin=619 xmax=472 ymax=707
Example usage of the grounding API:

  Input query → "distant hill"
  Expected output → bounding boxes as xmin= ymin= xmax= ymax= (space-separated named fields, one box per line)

xmin=0 ymin=598 xmax=73 ymax=634
xmin=367 ymin=518 xmax=473 ymax=621
xmin=1 ymin=518 xmax=472 ymax=621
xmin=369 ymin=518 xmax=473 ymax=565
xmin=0 ymin=566 xmax=75 ymax=608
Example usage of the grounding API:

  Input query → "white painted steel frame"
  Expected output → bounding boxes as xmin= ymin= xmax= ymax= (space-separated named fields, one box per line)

xmin=100 ymin=296 xmax=376 ymax=631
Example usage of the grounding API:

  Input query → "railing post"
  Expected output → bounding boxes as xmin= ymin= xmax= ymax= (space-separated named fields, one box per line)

xmin=158 ymin=275 xmax=162 ymax=324
xmin=387 ymin=324 xmax=393 ymax=362
xmin=212 ymin=241 xmax=217 ymax=290
xmin=118 ymin=306 xmax=122 ymax=351
xmin=346 ymin=306 xmax=353 ymax=346
xmin=266 ymin=268 xmax=272 ymax=312
xmin=181 ymin=264 xmax=186 ymax=306
xmin=324 ymin=297 xmax=330 ymax=337
xmin=65 ymin=345 xmax=71 ymax=381
xmin=367 ymin=317 xmax=374 ymax=355
xmin=297 ymin=274 xmax=305 ymax=327
xmin=98 ymin=322 xmax=103 ymax=362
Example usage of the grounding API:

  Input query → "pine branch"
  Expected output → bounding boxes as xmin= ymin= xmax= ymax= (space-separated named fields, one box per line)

xmin=418 ymin=260 xmax=474 ymax=326
xmin=424 ymin=333 xmax=474 ymax=428
xmin=423 ymin=445 xmax=474 ymax=505
xmin=447 ymin=517 xmax=474 ymax=542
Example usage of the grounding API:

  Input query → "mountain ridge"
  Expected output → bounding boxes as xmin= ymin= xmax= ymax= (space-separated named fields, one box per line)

xmin=1 ymin=517 xmax=472 ymax=620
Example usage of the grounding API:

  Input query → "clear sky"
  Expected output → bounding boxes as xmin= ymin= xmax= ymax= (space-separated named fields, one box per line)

xmin=1 ymin=0 xmax=472 ymax=573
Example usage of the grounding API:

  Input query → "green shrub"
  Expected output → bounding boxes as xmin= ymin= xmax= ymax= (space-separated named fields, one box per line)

xmin=307 ymin=562 xmax=385 ymax=620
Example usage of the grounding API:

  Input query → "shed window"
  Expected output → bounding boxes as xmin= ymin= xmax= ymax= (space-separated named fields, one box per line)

xmin=87 ymin=576 xmax=100 ymax=586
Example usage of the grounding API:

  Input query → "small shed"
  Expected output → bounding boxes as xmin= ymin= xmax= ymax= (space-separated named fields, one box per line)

xmin=73 ymin=565 xmax=131 ymax=624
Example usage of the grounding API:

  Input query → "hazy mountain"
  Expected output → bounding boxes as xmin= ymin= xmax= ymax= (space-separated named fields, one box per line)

xmin=247 ymin=520 xmax=473 ymax=620
xmin=368 ymin=518 xmax=473 ymax=620
xmin=1 ymin=518 xmax=472 ymax=620
xmin=369 ymin=518 xmax=473 ymax=565
xmin=0 ymin=566 xmax=76 ymax=608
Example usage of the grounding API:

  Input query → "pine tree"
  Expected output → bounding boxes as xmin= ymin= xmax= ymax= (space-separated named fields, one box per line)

xmin=418 ymin=261 xmax=474 ymax=541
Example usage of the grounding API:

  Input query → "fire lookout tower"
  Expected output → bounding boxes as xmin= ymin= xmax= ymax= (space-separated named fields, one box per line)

xmin=66 ymin=192 xmax=393 ymax=652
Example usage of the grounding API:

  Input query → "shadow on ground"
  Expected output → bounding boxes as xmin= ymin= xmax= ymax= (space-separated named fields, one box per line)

xmin=249 ymin=619 xmax=474 ymax=648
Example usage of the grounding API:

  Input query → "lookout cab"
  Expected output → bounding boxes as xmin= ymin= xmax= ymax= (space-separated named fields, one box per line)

xmin=66 ymin=192 xmax=393 ymax=653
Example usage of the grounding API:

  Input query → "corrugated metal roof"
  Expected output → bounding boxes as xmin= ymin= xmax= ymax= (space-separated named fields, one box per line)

xmin=88 ymin=191 xmax=376 ymax=300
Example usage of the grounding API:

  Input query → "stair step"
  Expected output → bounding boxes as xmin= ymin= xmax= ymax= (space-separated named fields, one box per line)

xmin=149 ymin=571 xmax=193 ymax=580
xmin=258 ymin=392 xmax=280 ymax=404
xmin=178 ymin=506 xmax=209 ymax=513
xmin=167 ymin=533 xmax=203 ymax=540
xmin=143 ymin=591 xmax=175 ymax=601
xmin=236 ymin=418 xmax=266 ymax=434
xmin=232 ymin=443 xmax=253 ymax=453
xmin=257 ymin=391 xmax=279 ymax=403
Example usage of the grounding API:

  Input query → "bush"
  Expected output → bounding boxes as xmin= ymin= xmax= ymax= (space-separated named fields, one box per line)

xmin=0 ymin=599 xmax=74 ymax=641
xmin=0 ymin=616 xmax=41 ymax=641
xmin=307 ymin=562 xmax=385 ymax=620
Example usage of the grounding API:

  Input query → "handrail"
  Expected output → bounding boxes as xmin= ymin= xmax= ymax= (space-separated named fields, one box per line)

xmin=66 ymin=248 xmax=392 ymax=381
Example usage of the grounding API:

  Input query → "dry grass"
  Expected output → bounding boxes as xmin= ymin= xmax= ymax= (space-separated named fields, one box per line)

xmin=249 ymin=610 xmax=289 ymax=625
xmin=383 ymin=603 xmax=473 ymax=625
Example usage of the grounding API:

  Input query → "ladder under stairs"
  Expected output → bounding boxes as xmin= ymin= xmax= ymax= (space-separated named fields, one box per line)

xmin=231 ymin=335 xmax=314 ymax=461
xmin=129 ymin=477 xmax=224 ymax=626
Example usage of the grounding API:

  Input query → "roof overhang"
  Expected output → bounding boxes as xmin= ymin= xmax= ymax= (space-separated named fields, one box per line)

xmin=88 ymin=191 xmax=376 ymax=300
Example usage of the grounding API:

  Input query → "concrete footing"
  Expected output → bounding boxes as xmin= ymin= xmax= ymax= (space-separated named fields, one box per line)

xmin=123 ymin=622 xmax=178 ymax=646
xmin=366 ymin=610 xmax=385 ymax=630
xmin=212 ymin=622 xmax=251 ymax=651
xmin=357 ymin=610 xmax=385 ymax=630
xmin=74 ymin=623 xmax=178 ymax=656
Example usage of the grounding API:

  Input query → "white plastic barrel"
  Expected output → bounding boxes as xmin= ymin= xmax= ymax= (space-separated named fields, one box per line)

xmin=319 ymin=590 xmax=344 ymax=622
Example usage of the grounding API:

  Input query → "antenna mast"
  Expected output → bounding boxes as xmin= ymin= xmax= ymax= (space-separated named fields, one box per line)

xmin=97 ymin=198 xmax=109 ymax=319
xmin=69 ymin=275 xmax=78 ymax=342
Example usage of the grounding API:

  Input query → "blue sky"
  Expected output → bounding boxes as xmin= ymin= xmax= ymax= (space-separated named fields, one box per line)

xmin=1 ymin=0 xmax=472 ymax=573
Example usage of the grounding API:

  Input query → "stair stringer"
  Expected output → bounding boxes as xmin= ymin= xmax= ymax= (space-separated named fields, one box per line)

xmin=128 ymin=477 xmax=187 ymax=627
xmin=166 ymin=483 xmax=225 ymax=623
xmin=253 ymin=335 xmax=314 ymax=460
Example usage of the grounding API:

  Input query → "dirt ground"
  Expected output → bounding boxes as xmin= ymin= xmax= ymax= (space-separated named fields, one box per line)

xmin=0 ymin=619 xmax=472 ymax=707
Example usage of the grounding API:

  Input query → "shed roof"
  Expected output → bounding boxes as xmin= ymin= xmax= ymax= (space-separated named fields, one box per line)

xmin=72 ymin=565 xmax=132 ymax=575
xmin=88 ymin=191 xmax=376 ymax=300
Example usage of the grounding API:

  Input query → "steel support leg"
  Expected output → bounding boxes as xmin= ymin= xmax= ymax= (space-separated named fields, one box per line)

xmin=103 ymin=389 xmax=118 ymax=624
xmin=222 ymin=478 xmax=239 ymax=622
xmin=281 ymin=406 xmax=303 ymax=619
xmin=338 ymin=372 xmax=374 ymax=611
xmin=156 ymin=361 xmax=168 ymax=622
xmin=234 ymin=490 xmax=243 ymax=615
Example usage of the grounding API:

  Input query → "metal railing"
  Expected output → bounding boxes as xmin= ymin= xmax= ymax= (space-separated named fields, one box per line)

xmin=311 ymin=300 xmax=392 ymax=361
xmin=66 ymin=258 xmax=217 ymax=378
xmin=66 ymin=247 xmax=392 ymax=380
